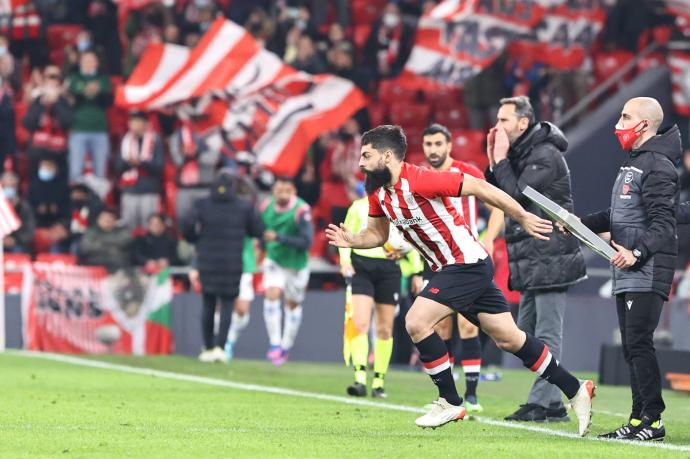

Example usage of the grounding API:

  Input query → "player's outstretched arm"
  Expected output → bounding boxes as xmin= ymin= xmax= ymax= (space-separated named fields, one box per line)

xmin=326 ymin=216 xmax=390 ymax=249
xmin=461 ymin=174 xmax=552 ymax=241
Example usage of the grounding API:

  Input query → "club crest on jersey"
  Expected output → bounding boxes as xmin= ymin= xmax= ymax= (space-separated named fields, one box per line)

xmin=624 ymin=171 xmax=634 ymax=183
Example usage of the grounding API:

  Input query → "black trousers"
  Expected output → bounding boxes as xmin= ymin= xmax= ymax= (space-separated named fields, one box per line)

xmin=201 ymin=293 xmax=235 ymax=350
xmin=615 ymin=292 xmax=666 ymax=420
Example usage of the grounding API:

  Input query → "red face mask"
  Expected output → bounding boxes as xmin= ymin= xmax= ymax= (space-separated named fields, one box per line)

xmin=615 ymin=121 xmax=647 ymax=151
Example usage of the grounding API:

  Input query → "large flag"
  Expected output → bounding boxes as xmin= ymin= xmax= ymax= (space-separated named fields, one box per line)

xmin=0 ymin=185 xmax=20 ymax=238
xmin=117 ymin=19 xmax=365 ymax=176
xmin=670 ymin=50 xmax=690 ymax=117
xmin=23 ymin=264 xmax=174 ymax=355
xmin=398 ymin=0 xmax=606 ymax=89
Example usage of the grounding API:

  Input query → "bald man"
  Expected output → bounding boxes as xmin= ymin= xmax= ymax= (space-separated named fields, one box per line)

xmin=579 ymin=97 xmax=681 ymax=442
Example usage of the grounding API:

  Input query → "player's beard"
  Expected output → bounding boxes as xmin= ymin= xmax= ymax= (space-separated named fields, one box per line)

xmin=364 ymin=165 xmax=392 ymax=195
xmin=426 ymin=151 xmax=447 ymax=169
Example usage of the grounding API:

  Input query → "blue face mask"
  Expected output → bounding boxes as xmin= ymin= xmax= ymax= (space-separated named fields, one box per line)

xmin=3 ymin=187 xmax=16 ymax=200
xmin=77 ymin=40 xmax=91 ymax=52
xmin=38 ymin=168 xmax=56 ymax=181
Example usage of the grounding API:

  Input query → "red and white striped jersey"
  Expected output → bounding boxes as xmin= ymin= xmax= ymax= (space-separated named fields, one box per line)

xmin=368 ymin=162 xmax=487 ymax=271
xmin=447 ymin=160 xmax=484 ymax=238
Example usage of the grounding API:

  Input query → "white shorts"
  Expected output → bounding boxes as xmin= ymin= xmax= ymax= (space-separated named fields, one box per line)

xmin=262 ymin=258 xmax=310 ymax=303
xmin=238 ymin=272 xmax=255 ymax=302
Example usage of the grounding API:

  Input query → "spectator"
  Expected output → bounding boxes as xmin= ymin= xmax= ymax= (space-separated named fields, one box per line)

xmin=123 ymin=3 xmax=167 ymax=76
xmin=0 ymin=35 xmax=21 ymax=91
xmin=328 ymin=42 xmax=369 ymax=93
xmin=1 ymin=171 xmax=35 ymax=253
xmin=78 ymin=207 xmax=132 ymax=273
xmin=84 ymin=0 xmax=122 ymax=75
xmin=68 ymin=183 xmax=102 ymax=252
xmin=363 ymin=3 xmax=415 ymax=79
xmin=0 ymin=71 xmax=15 ymax=168
xmin=133 ymin=213 xmax=179 ymax=271
xmin=311 ymin=0 xmax=350 ymax=28
xmin=114 ymin=111 xmax=164 ymax=229
xmin=29 ymin=158 xmax=69 ymax=228
xmin=464 ymin=53 xmax=509 ymax=130
xmin=290 ymin=34 xmax=327 ymax=74
xmin=322 ymin=118 xmax=362 ymax=224
xmin=23 ymin=65 xmax=73 ymax=175
xmin=163 ymin=23 xmax=181 ymax=44
xmin=33 ymin=220 xmax=70 ymax=254
xmin=169 ymin=120 xmax=219 ymax=223
xmin=67 ymin=50 xmax=113 ymax=181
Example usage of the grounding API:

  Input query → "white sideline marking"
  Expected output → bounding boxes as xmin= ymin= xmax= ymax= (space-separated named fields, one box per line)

xmin=10 ymin=351 xmax=690 ymax=453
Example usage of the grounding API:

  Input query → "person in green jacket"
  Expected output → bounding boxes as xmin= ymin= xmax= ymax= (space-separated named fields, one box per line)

xmin=261 ymin=177 xmax=313 ymax=366
xmin=66 ymin=50 xmax=112 ymax=181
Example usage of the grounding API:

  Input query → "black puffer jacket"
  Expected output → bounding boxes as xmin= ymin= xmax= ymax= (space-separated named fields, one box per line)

xmin=183 ymin=173 xmax=263 ymax=296
xmin=486 ymin=122 xmax=586 ymax=291
xmin=582 ymin=125 xmax=682 ymax=299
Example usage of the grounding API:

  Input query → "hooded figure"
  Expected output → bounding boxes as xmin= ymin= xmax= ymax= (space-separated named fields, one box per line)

xmin=183 ymin=171 xmax=264 ymax=297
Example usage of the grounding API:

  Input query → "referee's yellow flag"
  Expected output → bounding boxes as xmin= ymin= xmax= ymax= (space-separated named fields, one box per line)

xmin=343 ymin=279 xmax=358 ymax=365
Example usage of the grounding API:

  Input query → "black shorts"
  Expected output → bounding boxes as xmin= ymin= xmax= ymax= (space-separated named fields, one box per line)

xmin=351 ymin=253 xmax=401 ymax=305
xmin=419 ymin=258 xmax=510 ymax=326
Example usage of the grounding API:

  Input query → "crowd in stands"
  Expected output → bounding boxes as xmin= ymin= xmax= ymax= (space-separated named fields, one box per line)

xmin=0 ymin=0 xmax=689 ymax=288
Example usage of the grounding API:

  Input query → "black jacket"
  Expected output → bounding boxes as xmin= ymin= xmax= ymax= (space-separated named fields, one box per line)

xmin=678 ymin=201 xmax=690 ymax=225
xmin=183 ymin=173 xmax=263 ymax=296
xmin=581 ymin=125 xmax=682 ymax=299
xmin=133 ymin=233 xmax=179 ymax=266
xmin=486 ymin=122 xmax=586 ymax=291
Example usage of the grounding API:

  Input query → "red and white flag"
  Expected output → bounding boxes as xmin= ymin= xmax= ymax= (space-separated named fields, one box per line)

xmin=0 ymin=185 xmax=20 ymax=238
xmin=117 ymin=18 xmax=366 ymax=176
xmin=397 ymin=0 xmax=551 ymax=90
xmin=0 ymin=0 xmax=41 ymax=40
xmin=670 ymin=50 xmax=690 ymax=116
xmin=397 ymin=0 xmax=605 ymax=89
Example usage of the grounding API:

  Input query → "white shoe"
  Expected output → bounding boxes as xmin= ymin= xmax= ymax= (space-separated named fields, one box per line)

xmin=415 ymin=398 xmax=465 ymax=428
xmin=212 ymin=346 xmax=228 ymax=363
xmin=569 ymin=380 xmax=595 ymax=437
xmin=198 ymin=349 xmax=216 ymax=363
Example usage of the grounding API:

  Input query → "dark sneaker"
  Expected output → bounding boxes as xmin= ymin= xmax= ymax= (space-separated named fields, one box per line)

xmin=346 ymin=382 xmax=367 ymax=397
xmin=598 ymin=420 xmax=640 ymax=439
xmin=371 ymin=387 xmax=387 ymax=398
xmin=631 ymin=420 xmax=665 ymax=442
xmin=546 ymin=406 xmax=571 ymax=423
xmin=504 ymin=404 xmax=546 ymax=422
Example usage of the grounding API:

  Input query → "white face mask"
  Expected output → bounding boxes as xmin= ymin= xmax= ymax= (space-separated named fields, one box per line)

xmin=0 ymin=46 xmax=6 ymax=56
xmin=382 ymin=13 xmax=400 ymax=28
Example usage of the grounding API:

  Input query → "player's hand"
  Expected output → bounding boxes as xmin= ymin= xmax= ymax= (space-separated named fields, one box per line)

xmin=481 ymin=237 xmax=495 ymax=257
xmin=385 ymin=249 xmax=403 ymax=260
xmin=519 ymin=211 xmax=552 ymax=241
xmin=326 ymin=223 xmax=355 ymax=248
xmin=610 ymin=240 xmax=637 ymax=269
xmin=264 ymin=230 xmax=277 ymax=242
xmin=493 ymin=127 xmax=510 ymax=163
xmin=411 ymin=275 xmax=424 ymax=295
xmin=340 ymin=263 xmax=355 ymax=278
xmin=486 ymin=127 xmax=496 ymax=167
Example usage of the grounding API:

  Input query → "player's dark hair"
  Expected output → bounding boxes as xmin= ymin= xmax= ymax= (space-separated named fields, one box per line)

xmin=422 ymin=123 xmax=451 ymax=142
xmin=499 ymin=96 xmax=536 ymax=124
xmin=361 ymin=125 xmax=407 ymax=160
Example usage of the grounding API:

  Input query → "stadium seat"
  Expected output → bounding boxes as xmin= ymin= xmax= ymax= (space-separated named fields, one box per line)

xmin=636 ymin=52 xmax=665 ymax=75
xmin=351 ymin=0 xmax=387 ymax=26
xmin=35 ymin=253 xmax=77 ymax=265
xmin=434 ymin=105 xmax=469 ymax=130
xmin=48 ymin=48 xmax=66 ymax=68
xmin=377 ymin=79 xmax=420 ymax=105
xmin=352 ymin=24 xmax=371 ymax=51
xmin=46 ymin=24 xmax=82 ymax=51
xmin=451 ymin=130 xmax=487 ymax=169
xmin=389 ymin=102 xmax=431 ymax=130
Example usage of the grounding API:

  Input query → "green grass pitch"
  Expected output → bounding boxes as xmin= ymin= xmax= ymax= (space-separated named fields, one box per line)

xmin=1 ymin=352 xmax=689 ymax=458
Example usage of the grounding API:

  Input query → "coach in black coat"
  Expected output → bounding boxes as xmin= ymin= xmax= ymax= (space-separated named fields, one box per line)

xmin=183 ymin=171 xmax=263 ymax=353
xmin=485 ymin=96 xmax=585 ymax=421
